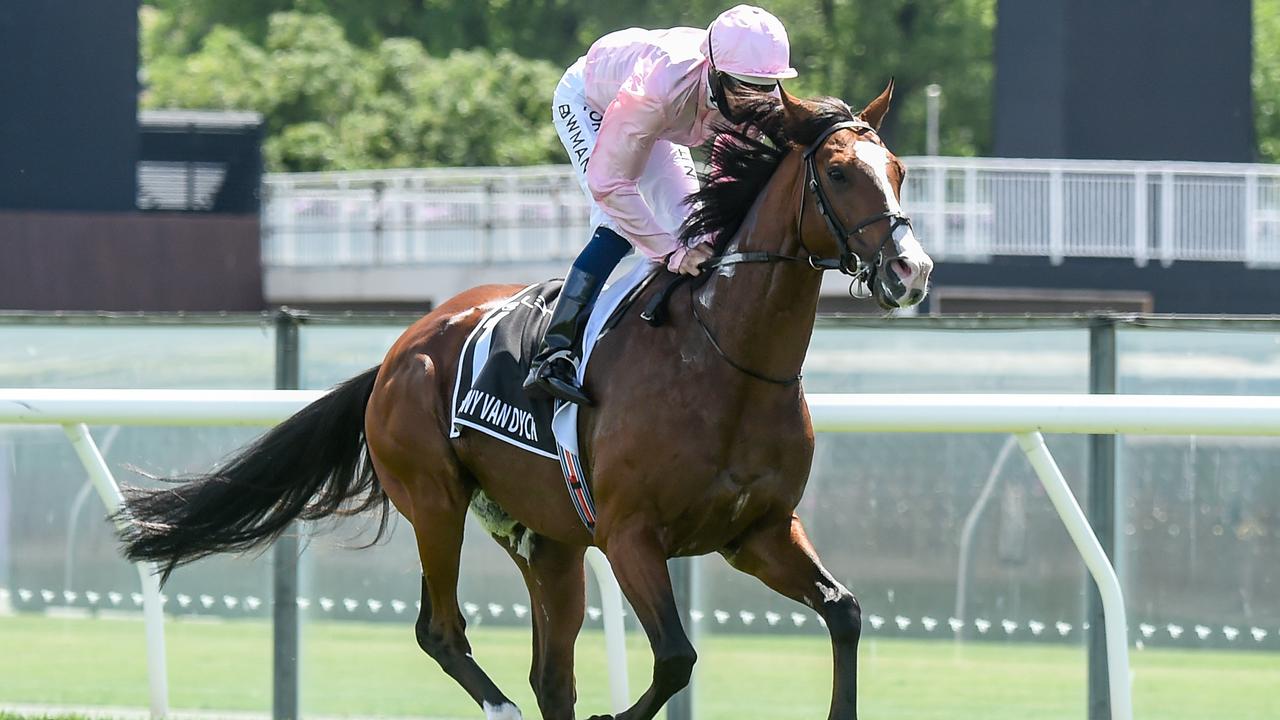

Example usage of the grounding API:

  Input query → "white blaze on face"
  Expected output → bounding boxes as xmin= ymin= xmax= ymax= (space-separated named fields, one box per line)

xmin=853 ymin=140 xmax=930 ymax=281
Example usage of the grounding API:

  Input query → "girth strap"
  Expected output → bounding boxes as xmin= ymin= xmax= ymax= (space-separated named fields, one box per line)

xmin=558 ymin=447 xmax=596 ymax=532
xmin=640 ymin=274 xmax=689 ymax=327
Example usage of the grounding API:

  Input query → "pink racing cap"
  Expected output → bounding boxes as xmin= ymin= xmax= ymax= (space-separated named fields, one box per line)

xmin=705 ymin=5 xmax=798 ymax=84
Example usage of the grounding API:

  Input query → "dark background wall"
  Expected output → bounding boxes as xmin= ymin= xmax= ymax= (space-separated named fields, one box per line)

xmin=995 ymin=0 xmax=1254 ymax=162
xmin=0 ymin=1 xmax=265 ymax=312
xmin=0 ymin=213 xmax=263 ymax=311
xmin=0 ymin=0 xmax=139 ymax=212
xmin=929 ymin=256 xmax=1276 ymax=315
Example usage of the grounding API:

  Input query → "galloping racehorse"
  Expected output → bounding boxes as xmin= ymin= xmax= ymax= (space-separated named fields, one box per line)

xmin=121 ymin=83 xmax=932 ymax=720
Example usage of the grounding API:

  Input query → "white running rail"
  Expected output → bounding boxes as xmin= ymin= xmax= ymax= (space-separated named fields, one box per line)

xmin=8 ymin=389 xmax=1280 ymax=719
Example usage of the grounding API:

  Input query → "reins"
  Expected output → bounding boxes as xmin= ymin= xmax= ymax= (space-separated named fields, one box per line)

xmin=688 ymin=281 xmax=801 ymax=385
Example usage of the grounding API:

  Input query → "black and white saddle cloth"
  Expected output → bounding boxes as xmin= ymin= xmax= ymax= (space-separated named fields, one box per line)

xmin=450 ymin=281 xmax=562 ymax=458
xmin=447 ymin=261 xmax=659 ymax=530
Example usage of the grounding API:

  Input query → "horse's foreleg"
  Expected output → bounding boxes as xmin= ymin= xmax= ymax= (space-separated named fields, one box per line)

xmin=592 ymin=524 xmax=696 ymax=720
xmin=410 ymin=487 xmax=524 ymax=719
xmin=725 ymin=513 xmax=861 ymax=720
xmin=502 ymin=537 xmax=586 ymax=720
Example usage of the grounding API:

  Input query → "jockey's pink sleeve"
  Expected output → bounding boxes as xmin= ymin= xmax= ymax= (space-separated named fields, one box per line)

xmin=580 ymin=27 xmax=734 ymax=270
xmin=642 ymin=136 xmax=704 ymax=272
xmin=585 ymin=79 xmax=682 ymax=263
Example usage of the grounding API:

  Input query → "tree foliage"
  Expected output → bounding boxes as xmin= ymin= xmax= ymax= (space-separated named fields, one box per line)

xmin=568 ymin=0 xmax=997 ymax=157
xmin=1257 ymin=0 xmax=1280 ymax=162
xmin=142 ymin=1 xmax=1276 ymax=170
xmin=142 ymin=8 xmax=564 ymax=171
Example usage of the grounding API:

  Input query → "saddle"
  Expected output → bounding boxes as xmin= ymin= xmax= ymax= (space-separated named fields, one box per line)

xmin=450 ymin=264 xmax=660 ymax=459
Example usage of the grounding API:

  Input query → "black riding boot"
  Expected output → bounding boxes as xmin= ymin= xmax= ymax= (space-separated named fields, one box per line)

xmin=523 ymin=266 xmax=603 ymax=405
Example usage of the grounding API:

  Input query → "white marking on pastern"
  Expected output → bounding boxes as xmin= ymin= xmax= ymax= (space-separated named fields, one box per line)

xmin=483 ymin=701 xmax=523 ymax=720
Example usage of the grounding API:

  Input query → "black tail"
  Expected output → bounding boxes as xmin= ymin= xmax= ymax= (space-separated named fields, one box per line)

xmin=118 ymin=366 xmax=386 ymax=582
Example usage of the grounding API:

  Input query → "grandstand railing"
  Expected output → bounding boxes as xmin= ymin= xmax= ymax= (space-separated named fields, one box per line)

xmin=262 ymin=158 xmax=1280 ymax=268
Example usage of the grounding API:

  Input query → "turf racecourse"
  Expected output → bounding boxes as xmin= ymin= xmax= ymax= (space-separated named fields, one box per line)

xmin=2 ymin=615 xmax=1277 ymax=719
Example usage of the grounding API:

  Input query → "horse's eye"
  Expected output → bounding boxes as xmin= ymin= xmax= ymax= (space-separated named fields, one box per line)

xmin=827 ymin=167 xmax=847 ymax=183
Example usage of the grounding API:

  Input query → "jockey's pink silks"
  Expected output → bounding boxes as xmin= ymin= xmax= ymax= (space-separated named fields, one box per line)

xmin=553 ymin=5 xmax=796 ymax=272
xmin=534 ymin=5 xmax=798 ymax=407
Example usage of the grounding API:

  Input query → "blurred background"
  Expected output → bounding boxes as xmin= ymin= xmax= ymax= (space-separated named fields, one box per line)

xmin=1 ymin=2 xmax=1279 ymax=720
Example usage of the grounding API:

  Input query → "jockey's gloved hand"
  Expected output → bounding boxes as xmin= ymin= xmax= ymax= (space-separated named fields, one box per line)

xmin=676 ymin=242 xmax=716 ymax=276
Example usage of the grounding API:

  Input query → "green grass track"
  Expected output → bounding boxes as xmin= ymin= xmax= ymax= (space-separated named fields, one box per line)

xmin=1 ymin=614 xmax=1277 ymax=719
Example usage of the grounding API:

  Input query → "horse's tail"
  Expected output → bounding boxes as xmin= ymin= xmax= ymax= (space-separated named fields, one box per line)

xmin=117 ymin=366 xmax=385 ymax=582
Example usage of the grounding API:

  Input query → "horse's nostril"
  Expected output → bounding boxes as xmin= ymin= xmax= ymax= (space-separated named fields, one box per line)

xmin=892 ymin=259 xmax=914 ymax=281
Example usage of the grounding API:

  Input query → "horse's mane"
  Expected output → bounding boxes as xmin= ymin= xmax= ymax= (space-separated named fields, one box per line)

xmin=679 ymin=94 xmax=859 ymax=250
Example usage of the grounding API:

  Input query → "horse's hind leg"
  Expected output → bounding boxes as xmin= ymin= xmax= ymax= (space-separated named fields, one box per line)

xmin=406 ymin=476 xmax=526 ymax=719
xmin=369 ymin=349 xmax=525 ymax=717
xmin=376 ymin=450 xmax=522 ymax=716
xmin=725 ymin=513 xmax=862 ymax=720
xmin=500 ymin=537 xmax=586 ymax=720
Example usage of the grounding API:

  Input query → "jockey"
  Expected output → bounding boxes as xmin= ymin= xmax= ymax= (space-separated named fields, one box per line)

xmin=524 ymin=4 xmax=798 ymax=405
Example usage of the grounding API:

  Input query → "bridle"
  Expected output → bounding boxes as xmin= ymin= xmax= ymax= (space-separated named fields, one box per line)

xmin=798 ymin=119 xmax=913 ymax=298
xmin=686 ymin=118 xmax=915 ymax=385
xmin=696 ymin=119 xmax=914 ymax=293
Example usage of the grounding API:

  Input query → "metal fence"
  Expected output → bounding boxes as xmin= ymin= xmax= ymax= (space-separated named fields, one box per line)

xmin=261 ymin=166 xmax=592 ymax=266
xmin=904 ymin=157 xmax=1280 ymax=266
xmin=262 ymin=158 xmax=1280 ymax=268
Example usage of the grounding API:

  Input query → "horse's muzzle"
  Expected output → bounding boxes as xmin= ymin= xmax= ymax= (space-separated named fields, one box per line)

xmin=877 ymin=254 xmax=932 ymax=309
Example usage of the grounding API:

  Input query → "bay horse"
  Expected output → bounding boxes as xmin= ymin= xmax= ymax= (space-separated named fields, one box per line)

xmin=120 ymin=82 xmax=932 ymax=720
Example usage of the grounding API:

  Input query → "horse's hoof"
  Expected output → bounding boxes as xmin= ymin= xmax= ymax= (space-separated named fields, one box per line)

xmin=585 ymin=715 xmax=613 ymax=720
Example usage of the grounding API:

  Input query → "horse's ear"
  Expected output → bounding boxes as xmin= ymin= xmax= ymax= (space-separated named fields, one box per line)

xmin=780 ymin=86 xmax=821 ymax=141
xmin=779 ymin=86 xmax=802 ymax=118
xmin=860 ymin=78 xmax=895 ymax=131
xmin=779 ymin=85 xmax=802 ymax=111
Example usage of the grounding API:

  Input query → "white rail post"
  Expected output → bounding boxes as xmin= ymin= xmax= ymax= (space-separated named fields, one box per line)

xmin=1160 ymin=170 xmax=1176 ymax=267
xmin=62 ymin=423 xmax=169 ymax=719
xmin=1133 ymin=170 xmax=1148 ymax=267
xmin=930 ymin=162 xmax=947 ymax=255
xmin=1244 ymin=171 xmax=1258 ymax=265
xmin=953 ymin=435 xmax=1020 ymax=638
xmin=585 ymin=547 xmax=631 ymax=714
xmin=1016 ymin=431 xmax=1131 ymax=720
xmin=1049 ymin=169 xmax=1065 ymax=264
xmin=964 ymin=165 xmax=979 ymax=257
xmin=338 ymin=178 xmax=354 ymax=264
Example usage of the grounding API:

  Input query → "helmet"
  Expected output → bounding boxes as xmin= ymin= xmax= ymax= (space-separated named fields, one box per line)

xmin=705 ymin=5 xmax=798 ymax=85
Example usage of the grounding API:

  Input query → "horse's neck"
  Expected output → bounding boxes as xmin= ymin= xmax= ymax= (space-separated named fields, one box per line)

xmin=694 ymin=153 xmax=822 ymax=384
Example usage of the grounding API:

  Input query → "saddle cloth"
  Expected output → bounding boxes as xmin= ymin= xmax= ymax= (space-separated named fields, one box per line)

xmin=450 ymin=281 xmax=562 ymax=457
xmin=449 ymin=258 xmax=658 ymax=486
